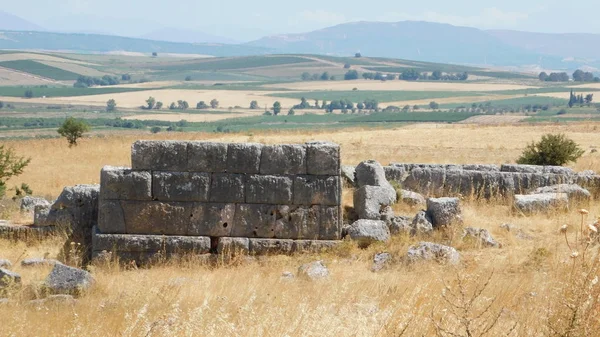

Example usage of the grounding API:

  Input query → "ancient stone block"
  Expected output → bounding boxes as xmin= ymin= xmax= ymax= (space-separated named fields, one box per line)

xmin=153 ymin=172 xmax=210 ymax=202
xmin=246 ymin=175 xmax=293 ymax=204
xmin=353 ymin=185 xmax=397 ymax=220
xmin=100 ymin=166 xmax=152 ymax=201
xmin=306 ymin=141 xmax=340 ymax=176
xmin=131 ymin=141 xmax=188 ymax=171
xmin=260 ymin=144 xmax=306 ymax=175
xmin=403 ymin=168 xmax=446 ymax=196
xmin=121 ymin=201 xmax=191 ymax=235
xmin=355 ymin=160 xmax=393 ymax=188
xmin=320 ymin=206 xmax=341 ymax=240
xmin=500 ymin=164 xmax=543 ymax=174
xmin=384 ymin=165 xmax=407 ymax=183
xmin=293 ymin=175 xmax=340 ymax=206
xmin=426 ymin=197 xmax=463 ymax=228
xmin=273 ymin=205 xmax=320 ymax=239
xmin=292 ymin=240 xmax=340 ymax=253
xmin=97 ymin=200 xmax=126 ymax=234
xmin=93 ymin=232 xmax=211 ymax=253
xmin=231 ymin=204 xmax=276 ymax=238
xmin=249 ymin=238 xmax=294 ymax=255
xmin=209 ymin=173 xmax=245 ymax=203
xmin=188 ymin=203 xmax=235 ymax=237
xmin=217 ymin=237 xmax=249 ymax=254
xmin=227 ymin=143 xmax=262 ymax=174
xmin=187 ymin=142 xmax=228 ymax=172
xmin=514 ymin=193 xmax=569 ymax=214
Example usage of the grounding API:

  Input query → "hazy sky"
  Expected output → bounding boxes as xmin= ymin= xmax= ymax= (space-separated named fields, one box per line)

xmin=2 ymin=0 xmax=598 ymax=41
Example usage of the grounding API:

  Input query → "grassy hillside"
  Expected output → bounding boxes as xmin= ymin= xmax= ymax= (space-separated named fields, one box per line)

xmin=0 ymin=60 xmax=80 ymax=80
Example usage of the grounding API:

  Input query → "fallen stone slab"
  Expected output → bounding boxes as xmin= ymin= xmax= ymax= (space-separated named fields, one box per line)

xmin=411 ymin=211 xmax=434 ymax=235
xmin=462 ymin=227 xmax=500 ymax=248
xmin=387 ymin=216 xmax=412 ymax=235
xmin=298 ymin=261 xmax=329 ymax=280
xmin=20 ymin=196 xmax=51 ymax=213
xmin=426 ymin=197 xmax=462 ymax=228
xmin=217 ymin=237 xmax=250 ymax=255
xmin=355 ymin=160 xmax=393 ymax=189
xmin=92 ymin=232 xmax=212 ymax=255
xmin=347 ymin=219 xmax=390 ymax=247
xmin=341 ymin=165 xmax=356 ymax=186
xmin=400 ymin=190 xmax=426 ymax=206
xmin=407 ymin=242 xmax=460 ymax=265
xmin=372 ymin=252 xmax=392 ymax=272
xmin=0 ymin=224 xmax=57 ymax=240
xmin=532 ymin=184 xmax=591 ymax=201
xmin=514 ymin=193 xmax=569 ymax=215
xmin=21 ymin=258 xmax=62 ymax=267
xmin=44 ymin=264 xmax=94 ymax=295
xmin=0 ymin=268 xmax=21 ymax=287
xmin=0 ymin=260 xmax=11 ymax=268
xmin=353 ymin=185 xmax=397 ymax=220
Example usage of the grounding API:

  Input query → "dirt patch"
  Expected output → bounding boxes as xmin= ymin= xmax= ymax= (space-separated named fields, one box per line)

xmin=458 ymin=115 xmax=529 ymax=124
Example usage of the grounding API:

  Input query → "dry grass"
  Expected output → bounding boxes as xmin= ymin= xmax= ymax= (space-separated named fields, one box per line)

xmin=1 ymin=124 xmax=600 ymax=336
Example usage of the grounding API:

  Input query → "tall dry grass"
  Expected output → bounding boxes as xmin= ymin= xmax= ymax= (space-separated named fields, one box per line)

xmin=1 ymin=124 xmax=600 ymax=336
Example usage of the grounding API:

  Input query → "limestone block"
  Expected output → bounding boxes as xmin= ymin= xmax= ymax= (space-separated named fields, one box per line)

xmin=217 ymin=237 xmax=250 ymax=254
xmin=121 ymin=201 xmax=191 ymax=235
xmin=293 ymin=175 xmax=340 ymax=206
xmin=249 ymin=238 xmax=294 ymax=255
xmin=245 ymin=175 xmax=293 ymax=204
xmin=131 ymin=141 xmax=188 ymax=171
xmin=232 ymin=204 xmax=276 ymax=238
xmin=306 ymin=141 xmax=340 ymax=175
xmin=187 ymin=142 xmax=228 ymax=172
xmin=97 ymin=200 xmax=126 ymax=234
xmin=100 ymin=166 xmax=152 ymax=201
xmin=227 ymin=143 xmax=263 ymax=174
xmin=259 ymin=144 xmax=306 ymax=175
xmin=93 ymin=232 xmax=211 ymax=253
xmin=320 ymin=206 xmax=341 ymax=240
xmin=209 ymin=173 xmax=245 ymax=203
xmin=188 ymin=203 xmax=235 ymax=237
xmin=152 ymin=172 xmax=210 ymax=202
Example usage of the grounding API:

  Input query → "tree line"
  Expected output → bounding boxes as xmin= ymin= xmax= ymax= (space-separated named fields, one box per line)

xmin=344 ymin=69 xmax=468 ymax=81
xmin=301 ymin=72 xmax=336 ymax=81
xmin=539 ymin=69 xmax=600 ymax=82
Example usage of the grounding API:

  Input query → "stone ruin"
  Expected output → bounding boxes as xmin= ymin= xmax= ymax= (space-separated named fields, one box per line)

xmin=93 ymin=140 xmax=343 ymax=261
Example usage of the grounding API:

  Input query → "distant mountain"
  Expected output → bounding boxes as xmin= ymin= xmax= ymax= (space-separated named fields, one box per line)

xmin=0 ymin=31 xmax=269 ymax=57
xmin=487 ymin=30 xmax=600 ymax=61
xmin=0 ymin=11 xmax=44 ymax=32
xmin=140 ymin=27 xmax=239 ymax=44
xmin=247 ymin=21 xmax=590 ymax=70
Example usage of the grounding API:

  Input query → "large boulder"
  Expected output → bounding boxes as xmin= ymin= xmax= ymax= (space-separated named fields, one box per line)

xmin=341 ymin=165 xmax=356 ymax=187
xmin=0 ymin=260 xmax=11 ymax=269
xmin=20 ymin=196 xmax=51 ymax=213
xmin=514 ymin=193 xmax=569 ymax=215
xmin=0 ymin=268 xmax=21 ymax=288
xmin=532 ymin=184 xmax=591 ymax=202
xmin=355 ymin=160 xmax=393 ymax=189
xmin=353 ymin=185 xmax=397 ymax=220
xmin=462 ymin=227 xmax=500 ymax=248
xmin=400 ymin=190 xmax=426 ymax=206
xmin=411 ymin=211 xmax=434 ymax=235
xmin=387 ymin=216 xmax=412 ymax=235
xmin=407 ymin=242 xmax=460 ymax=264
xmin=347 ymin=220 xmax=390 ymax=247
xmin=426 ymin=197 xmax=462 ymax=228
xmin=43 ymin=185 xmax=100 ymax=264
xmin=297 ymin=261 xmax=329 ymax=280
xmin=44 ymin=264 xmax=93 ymax=295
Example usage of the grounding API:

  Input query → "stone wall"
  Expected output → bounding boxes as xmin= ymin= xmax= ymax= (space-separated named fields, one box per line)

xmin=94 ymin=141 xmax=342 ymax=260
xmin=383 ymin=163 xmax=600 ymax=199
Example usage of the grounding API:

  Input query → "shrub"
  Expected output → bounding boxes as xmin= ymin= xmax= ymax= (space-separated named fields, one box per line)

xmin=557 ymin=109 xmax=567 ymax=115
xmin=57 ymin=117 xmax=91 ymax=147
xmin=150 ymin=126 xmax=161 ymax=134
xmin=0 ymin=146 xmax=31 ymax=198
xmin=517 ymin=133 xmax=584 ymax=166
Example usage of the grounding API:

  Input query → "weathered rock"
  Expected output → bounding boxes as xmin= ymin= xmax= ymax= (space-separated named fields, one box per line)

xmin=355 ymin=160 xmax=393 ymax=189
xmin=217 ymin=237 xmax=250 ymax=255
xmin=293 ymin=176 xmax=340 ymax=206
xmin=227 ymin=143 xmax=263 ymax=174
xmin=298 ymin=261 xmax=329 ymax=280
xmin=400 ymin=190 xmax=425 ymax=206
xmin=462 ymin=227 xmax=500 ymax=248
xmin=544 ymin=166 xmax=575 ymax=175
xmin=407 ymin=242 xmax=460 ymax=264
xmin=93 ymin=231 xmax=211 ymax=254
xmin=187 ymin=141 xmax=228 ymax=172
xmin=20 ymin=196 xmax=51 ymax=213
xmin=0 ymin=268 xmax=20 ymax=287
xmin=0 ymin=260 xmax=11 ymax=268
xmin=0 ymin=223 xmax=57 ymax=240
xmin=384 ymin=165 xmax=407 ymax=183
xmin=152 ymin=172 xmax=211 ymax=202
xmin=426 ymin=197 xmax=462 ymax=227
xmin=372 ymin=252 xmax=392 ymax=272
xmin=387 ymin=216 xmax=412 ymax=235
xmin=209 ymin=174 xmax=245 ymax=203
xmin=499 ymin=223 xmax=533 ymax=240
xmin=248 ymin=238 xmax=294 ymax=255
xmin=292 ymin=240 xmax=340 ymax=253
xmin=462 ymin=164 xmax=500 ymax=172
xmin=379 ymin=206 xmax=395 ymax=222
xmin=100 ymin=166 xmax=152 ymax=200
xmin=320 ymin=206 xmax=342 ymax=240
xmin=246 ymin=175 xmax=293 ymax=205
xmin=347 ymin=220 xmax=390 ymax=247
xmin=34 ymin=205 xmax=51 ymax=226
xmin=281 ymin=271 xmax=295 ymax=280
xmin=260 ymin=144 xmax=306 ymax=175
xmin=131 ymin=141 xmax=188 ymax=171
xmin=21 ymin=258 xmax=62 ymax=267
xmin=411 ymin=211 xmax=434 ymax=235
xmin=306 ymin=141 xmax=340 ymax=176
xmin=532 ymin=184 xmax=591 ymax=201
xmin=341 ymin=165 xmax=356 ymax=186
xmin=232 ymin=204 xmax=276 ymax=238
xmin=121 ymin=201 xmax=191 ymax=235
xmin=514 ymin=193 xmax=569 ymax=214
xmin=403 ymin=168 xmax=446 ymax=196
xmin=501 ymin=164 xmax=544 ymax=174
xmin=44 ymin=264 xmax=93 ymax=295
xmin=97 ymin=200 xmax=126 ymax=233
xmin=353 ymin=185 xmax=397 ymax=220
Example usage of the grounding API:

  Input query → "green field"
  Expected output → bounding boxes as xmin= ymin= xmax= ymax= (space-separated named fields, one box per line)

xmin=150 ymin=56 xmax=312 ymax=72
xmin=271 ymin=90 xmax=484 ymax=103
xmin=0 ymin=60 xmax=81 ymax=80
xmin=0 ymin=86 xmax=147 ymax=98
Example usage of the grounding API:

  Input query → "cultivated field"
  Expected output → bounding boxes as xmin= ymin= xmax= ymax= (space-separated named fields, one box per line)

xmin=1 ymin=123 xmax=600 ymax=336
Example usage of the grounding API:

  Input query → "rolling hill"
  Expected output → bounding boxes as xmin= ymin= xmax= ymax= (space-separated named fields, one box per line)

xmin=0 ymin=11 xmax=44 ymax=32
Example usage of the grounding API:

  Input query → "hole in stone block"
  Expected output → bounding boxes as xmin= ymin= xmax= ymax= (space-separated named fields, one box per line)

xmin=222 ymin=222 xmax=228 ymax=228
xmin=210 ymin=237 xmax=219 ymax=254
xmin=253 ymin=230 xmax=258 ymax=236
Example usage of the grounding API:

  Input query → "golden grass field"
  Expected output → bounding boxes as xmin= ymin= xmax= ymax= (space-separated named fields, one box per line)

xmin=1 ymin=123 xmax=600 ymax=336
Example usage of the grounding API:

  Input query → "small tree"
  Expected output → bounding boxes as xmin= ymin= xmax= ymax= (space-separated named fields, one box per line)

xmin=344 ymin=70 xmax=359 ymax=80
xmin=106 ymin=99 xmax=117 ymax=112
xmin=344 ymin=63 xmax=351 ymax=69
xmin=169 ymin=102 xmax=177 ymax=110
xmin=145 ymin=96 xmax=156 ymax=110
xmin=210 ymin=99 xmax=219 ymax=109
xmin=250 ymin=100 xmax=259 ymax=109
xmin=0 ymin=101 xmax=3 ymax=109
xmin=288 ymin=108 xmax=295 ymax=115
xmin=24 ymin=89 xmax=33 ymax=98
xmin=152 ymin=52 xmax=158 ymax=57
xmin=150 ymin=126 xmax=161 ymax=134
xmin=0 ymin=146 xmax=31 ymax=198
xmin=197 ymin=101 xmax=208 ymax=109
xmin=517 ymin=133 xmax=584 ymax=166
xmin=429 ymin=101 xmax=439 ymax=109
xmin=355 ymin=52 xmax=362 ymax=58
xmin=185 ymin=75 xmax=192 ymax=81
xmin=273 ymin=101 xmax=281 ymax=115
xmin=121 ymin=74 xmax=131 ymax=81
xmin=57 ymin=117 xmax=90 ymax=147
xmin=155 ymin=101 xmax=163 ymax=110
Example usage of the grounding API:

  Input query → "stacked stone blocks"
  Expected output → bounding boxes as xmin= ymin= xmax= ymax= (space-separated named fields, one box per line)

xmin=94 ymin=141 xmax=342 ymax=259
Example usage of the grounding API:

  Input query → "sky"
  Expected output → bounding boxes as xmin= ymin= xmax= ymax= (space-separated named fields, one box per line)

xmin=1 ymin=0 xmax=598 ymax=41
